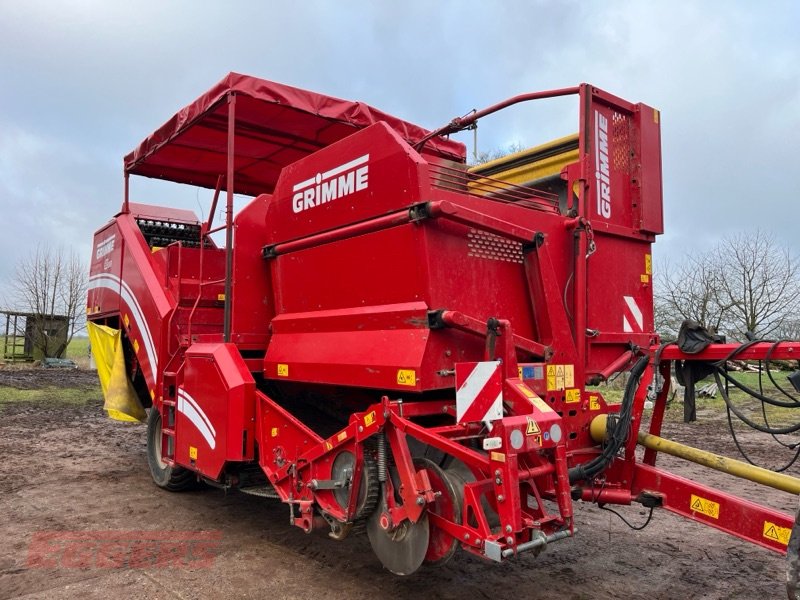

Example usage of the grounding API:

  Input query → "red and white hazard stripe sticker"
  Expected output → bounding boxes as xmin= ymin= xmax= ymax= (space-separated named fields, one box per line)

xmin=455 ymin=361 xmax=503 ymax=425
xmin=622 ymin=295 xmax=644 ymax=333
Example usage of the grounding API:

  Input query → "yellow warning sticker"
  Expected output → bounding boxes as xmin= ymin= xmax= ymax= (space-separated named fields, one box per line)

xmin=526 ymin=417 xmax=540 ymax=435
xmin=217 ymin=293 xmax=226 ymax=302
xmin=640 ymin=274 xmax=650 ymax=283
xmin=189 ymin=446 xmax=197 ymax=460
xmin=589 ymin=395 xmax=600 ymax=410
xmin=490 ymin=451 xmax=506 ymax=463
xmin=565 ymin=388 xmax=580 ymax=403
xmin=763 ymin=521 xmax=791 ymax=546
xmin=397 ymin=369 xmax=416 ymax=386
xmin=270 ymin=427 xmax=279 ymax=438
xmin=547 ymin=365 xmax=573 ymax=390
xmin=645 ymin=254 xmax=652 ymax=275
xmin=364 ymin=411 xmax=376 ymax=427
xmin=546 ymin=365 xmax=557 ymax=390
xmin=515 ymin=383 xmax=555 ymax=413
xmin=133 ymin=339 xmax=140 ymax=354
xmin=517 ymin=383 xmax=535 ymax=398
xmin=123 ymin=314 xmax=130 ymax=328
xmin=337 ymin=431 xmax=347 ymax=442
xmin=690 ymin=494 xmax=720 ymax=519
xmin=325 ymin=441 xmax=333 ymax=451
xmin=277 ymin=363 xmax=289 ymax=377
xmin=149 ymin=389 xmax=155 ymax=400
xmin=517 ymin=366 xmax=522 ymax=379
xmin=564 ymin=365 xmax=574 ymax=388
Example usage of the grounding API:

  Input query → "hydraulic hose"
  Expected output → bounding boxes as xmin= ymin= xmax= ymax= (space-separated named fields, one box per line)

xmin=568 ymin=355 xmax=649 ymax=484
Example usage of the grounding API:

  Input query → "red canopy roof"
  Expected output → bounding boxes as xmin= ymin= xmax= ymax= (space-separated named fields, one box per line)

xmin=124 ymin=72 xmax=466 ymax=196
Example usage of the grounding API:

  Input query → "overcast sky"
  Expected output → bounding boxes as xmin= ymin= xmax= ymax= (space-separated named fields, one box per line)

xmin=1 ymin=0 xmax=798 ymax=302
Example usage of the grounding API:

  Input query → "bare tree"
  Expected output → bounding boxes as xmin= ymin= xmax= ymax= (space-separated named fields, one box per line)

xmin=11 ymin=245 xmax=87 ymax=358
xmin=655 ymin=231 xmax=800 ymax=343
xmin=654 ymin=254 xmax=734 ymax=340
xmin=777 ymin=319 xmax=800 ymax=341
xmin=472 ymin=142 xmax=526 ymax=166
xmin=715 ymin=230 xmax=800 ymax=340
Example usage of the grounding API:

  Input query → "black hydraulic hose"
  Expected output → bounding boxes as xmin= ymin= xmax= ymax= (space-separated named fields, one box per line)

xmin=568 ymin=355 xmax=649 ymax=484
xmin=765 ymin=341 xmax=800 ymax=405
xmin=713 ymin=369 xmax=800 ymax=434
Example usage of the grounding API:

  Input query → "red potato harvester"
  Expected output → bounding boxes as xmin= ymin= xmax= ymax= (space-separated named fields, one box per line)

xmin=87 ymin=72 xmax=800 ymax=591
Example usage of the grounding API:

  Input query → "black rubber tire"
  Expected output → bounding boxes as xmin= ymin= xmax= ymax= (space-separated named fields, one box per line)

xmin=146 ymin=408 xmax=195 ymax=491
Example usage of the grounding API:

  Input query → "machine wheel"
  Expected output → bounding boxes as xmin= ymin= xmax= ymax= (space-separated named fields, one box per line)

xmin=367 ymin=486 xmax=430 ymax=575
xmin=331 ymin=450 xmax=379 ymax=521
xmin=414 ymin=457 xmax=462 ymax=566
xmin=146 ymin=409 xmax=195 ymax=491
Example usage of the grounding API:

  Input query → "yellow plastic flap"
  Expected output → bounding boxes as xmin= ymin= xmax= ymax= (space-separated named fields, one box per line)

xmin=87 ymin=322 xmax=146 ymax=422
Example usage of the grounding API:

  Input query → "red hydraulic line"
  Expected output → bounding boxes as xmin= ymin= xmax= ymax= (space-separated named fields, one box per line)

xmin=417 ymin=86 xmax=581 ymax=148
xmin=205 ymin=174 xmax=224 ymax=233
xmin=123 ymin=172 xmax=130 ymax=214
xmin=598 ymin=350 xmax=636 ymax=381
xmin=266 ymin=207 xmax=418 ymax=256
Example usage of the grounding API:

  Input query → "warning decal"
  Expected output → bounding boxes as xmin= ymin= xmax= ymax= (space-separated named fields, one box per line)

xmin=397 ymin=369 xmax=417 ymax=386
xmin=565 ymin=388 xmax=580 ymax=403
xmin=763 ymin=521 xmax=791 ymax=546
xmin=526 ymin=417 xmax=540 ymax=435
xmin=546 ymin=364 xmax=574 ymax=390
xmin=515 ymin=383 xmax=554 ymax=414
xmin=277 ymin=363 xmax=289 ymax=377
xmin=690 ymin=494 xmax=720 ymax=519
xmin=589 ymin=395 xmax=600 ymax=411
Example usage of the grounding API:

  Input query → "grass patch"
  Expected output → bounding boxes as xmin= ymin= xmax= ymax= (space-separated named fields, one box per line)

xmin=588 ymin=369 xmax=800 ymax=426
xmin=680 ymin=370 xmax=800 ymax=426
xmin=0 ymin=385 xmax=98 ymax=407
xmin=66 ymin=336 xmax=90 ymax=360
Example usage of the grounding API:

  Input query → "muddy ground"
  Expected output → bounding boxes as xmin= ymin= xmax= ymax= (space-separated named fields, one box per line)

xmin=0 ymin=369 xmax=798 ymax=599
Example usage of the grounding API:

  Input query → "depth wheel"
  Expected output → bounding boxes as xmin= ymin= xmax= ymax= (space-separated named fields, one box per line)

xmin=146 ymin=409 xmax=195 ymax=491
xmin=331 ymin=450 xmax=379 ymax=521
xmin=367 ymin=487 xmax=430 ymax=575
xmin=414 ymin=457 xmax=462 ymax=566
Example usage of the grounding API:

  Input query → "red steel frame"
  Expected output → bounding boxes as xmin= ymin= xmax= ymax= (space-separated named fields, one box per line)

xmin=89 ymin=77 xmax=799 ymax=570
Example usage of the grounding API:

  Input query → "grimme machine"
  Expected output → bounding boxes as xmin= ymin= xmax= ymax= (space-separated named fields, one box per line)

xmin=87 ymin=73 xmax=800 ymax=592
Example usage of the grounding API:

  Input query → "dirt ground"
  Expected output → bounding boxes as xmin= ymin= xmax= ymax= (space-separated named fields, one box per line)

xmin=1 ymin=369 xmax=798 ymax=600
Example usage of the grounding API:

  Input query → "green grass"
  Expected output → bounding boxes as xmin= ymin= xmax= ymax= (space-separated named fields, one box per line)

xmin=588 ymin=369 xmax=800 ymax=426
xmin=0 ymin=386 xmax=96 ymax=407
xmin=65 ymin=336 xmax=90 ymax=360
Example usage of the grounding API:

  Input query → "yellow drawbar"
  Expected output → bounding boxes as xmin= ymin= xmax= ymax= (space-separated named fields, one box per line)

xmin=87 ymin=322 xmax=147 ymax=422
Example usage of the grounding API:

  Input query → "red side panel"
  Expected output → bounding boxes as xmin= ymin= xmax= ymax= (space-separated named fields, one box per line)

xmin=231 ymin=195 xmax=274 ymax=348
xmin=175 ymin=343 xmax=256 ymax=479
xmin=581 ymin=88 xmax=661 ymax=378
xmin=88 ymin=210 xmax=177 ymax=397
xmin=266 ymin=122 xmax=428 ymax=244
xmin=636 ymin=103 xmax=664 ymax=235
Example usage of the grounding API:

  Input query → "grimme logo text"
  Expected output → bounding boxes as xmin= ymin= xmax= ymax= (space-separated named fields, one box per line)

xmin=292 ymin=154 xmax=369 ymax=214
